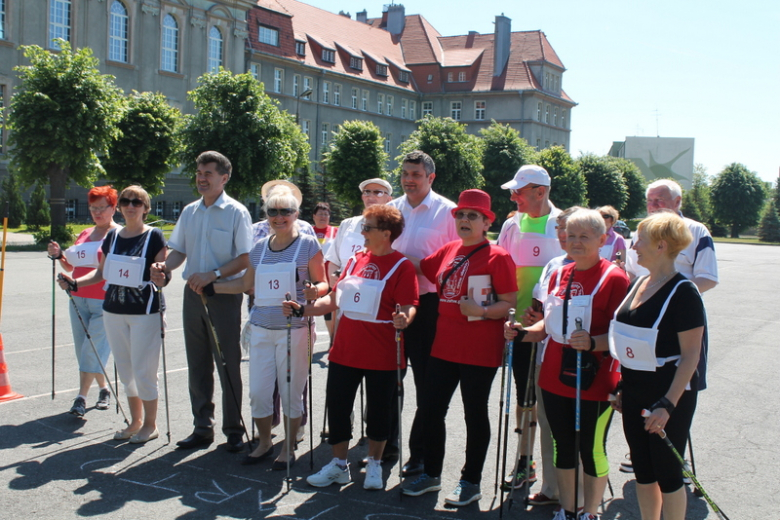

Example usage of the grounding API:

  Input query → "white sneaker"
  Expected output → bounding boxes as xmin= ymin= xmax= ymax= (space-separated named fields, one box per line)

xmin=363 ymin=458 xmax=383 ymax=490
xmin=306 ymin=459 xmax=351 ymax=487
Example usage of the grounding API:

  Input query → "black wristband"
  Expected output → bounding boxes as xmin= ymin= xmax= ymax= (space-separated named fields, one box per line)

xmin=650 ymin=396 xmax=675 ymax=415
xmin=203 ymin=282 xmax=215 ymax=297
xmin=49 ymin=251 xmax=63 ymax=261
xmin=588 ymin=337 xmax=596 ymax=352
xmin=292 ymin=305 xmax=305 ymax=318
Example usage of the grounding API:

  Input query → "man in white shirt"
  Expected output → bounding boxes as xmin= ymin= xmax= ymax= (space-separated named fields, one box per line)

xmin=151 ymin=151 xmax=253 ymax=452
xmin=389 ymin=150 xmax=458 ymax=476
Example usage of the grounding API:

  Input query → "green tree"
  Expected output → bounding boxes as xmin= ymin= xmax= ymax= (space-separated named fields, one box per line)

xmin=686 ymin=164 xmax=712 ymax=223
xmin=773 ymin=173 xmax=780 ymax=211
xmin=710 ymin=162 xmax=766 ymax=238
xmin=535 ymin=146 xmax=587 ymax=209
xmin=608 ymin=157 xmax=645 ymax=219
xmin=396 ymin=116 xmax=484 ymax=202
xmin=578 ymin=153 xmax=627 ymax=210
xmin=757 ymin=200 xmax=780 ymax=243
xmin=479 ymin=121 xmax=536 ymax=226
xmin=322 ymin=120 xmax=388 ymax=214
xmin=25 ymin=181 xmax=50 ymax=230
xmin=681 ymin=191 xmax=703 ymax=223
xmin=103 ymin=91 xmax=182 ymax=196
xmin=179 ymin=69 xmax=310 ymax=200
xmin=7 ymin=41 xmax=123 ymax=232
xmin=0 ymin=173 xmax=27 ymax=228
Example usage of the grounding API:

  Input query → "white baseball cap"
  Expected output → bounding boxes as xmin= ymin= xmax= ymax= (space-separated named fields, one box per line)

xmin=359 ymin=178 xmax=393 ymax=195
xmin=501 ymin=165 xmax=551 ymax=190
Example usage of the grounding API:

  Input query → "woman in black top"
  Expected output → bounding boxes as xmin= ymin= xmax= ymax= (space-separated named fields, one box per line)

xmin=610 ymin=211 xmax=704 ymax=520
xmin=59 ymin=186 xmax=167 ymax=444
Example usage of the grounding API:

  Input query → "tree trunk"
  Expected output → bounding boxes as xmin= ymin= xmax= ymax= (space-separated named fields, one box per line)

xmin=47 ymin=163 xmax=69 ymax=231
xmin=730 ymin=224 xmax=740 ymax=239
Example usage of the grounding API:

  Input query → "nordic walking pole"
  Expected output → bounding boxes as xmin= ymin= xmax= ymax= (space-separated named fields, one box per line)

xmin=199 ymin=292 xmax=251 ymax=452
xmin=493 ymin=311 xmax=512 ymax=498
xmin=394 ymin=304 xmax=404 ymax=501
xmin=642 ymin=410 xmax=731 ymax=520
xmin=48 ymin=239 xmax=56 ymax=400
xmin=304 ymin=280 xmax=315 ymax=470
xmin=574 ymin=317 xmax=584 ymax=517
xmin=508 ymin=340 xmax=537 ymax=510
xmin=158 ymin=287 xmax=171 ymax=444
xmin=688 ymin=432 xmax=704 ymax=497
xmin=284 ymin=292 xmax=293 ymax=491
xmin=59 ymin=275 xmax=129 ymax=424
xmin=499 ymin=309 xmax=517 ymax=518
xmin=114 ymin=363 xmax=119 ymax=415
xmin=358 ymin=380 xmax=366 ymax=445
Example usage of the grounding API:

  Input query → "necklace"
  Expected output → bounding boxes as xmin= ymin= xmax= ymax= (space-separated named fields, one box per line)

xmin=645 ymin=271 xmax=676 ymax=292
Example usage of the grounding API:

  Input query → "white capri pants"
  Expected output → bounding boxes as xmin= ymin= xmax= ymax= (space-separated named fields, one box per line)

xmin=249 ymin=323 xmax=315 ymax=419
xmin=104 ymin=311 xmax=162 ymax=401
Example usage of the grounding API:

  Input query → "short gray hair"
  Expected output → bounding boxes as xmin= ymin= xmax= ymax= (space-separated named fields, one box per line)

xmin=646 ymin=179 xmax=682 ymax=200
xmin=566 ymin=208 xmax=606 ymax=236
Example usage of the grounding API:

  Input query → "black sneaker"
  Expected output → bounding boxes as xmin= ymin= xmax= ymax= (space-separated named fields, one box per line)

xmin=95 ymin=389 xmax=111 ymax=410
xmin=69 ymin=397 xmax=87 ymax=417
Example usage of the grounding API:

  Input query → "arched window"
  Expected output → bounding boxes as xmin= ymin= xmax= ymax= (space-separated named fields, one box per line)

xmin=161 ymin=14 xmax=179 ymax=73
xmin=109 ymin=0 xmax=129 ymax=63
xmin=208 ymin=26 xmax=223 ymax=73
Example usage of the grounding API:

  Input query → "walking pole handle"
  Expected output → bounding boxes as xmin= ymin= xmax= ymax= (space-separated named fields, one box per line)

xmin=575 ymin=317 xmax=583 ymax=331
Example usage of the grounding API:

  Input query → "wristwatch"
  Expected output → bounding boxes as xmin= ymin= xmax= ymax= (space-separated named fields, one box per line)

xmin=213 ymin=269 xmax=222 ymax=280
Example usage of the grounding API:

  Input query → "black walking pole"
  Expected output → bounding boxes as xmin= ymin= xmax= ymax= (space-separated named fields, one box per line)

xmin=304 ymin=281 xmax=315 ymax=470
xmin=284 ymin=292 xmax=293 ymax=491
xmin=159 ymin=287 xmax=171 ymax=444
xmin=493 ymin=311 xmax=512 ymax=498
xmin=573 ymin=317 xmax=584 ymax=517
xmin=48 ymin=240 xmax=56 ymax=400
xmin=395 ymin=304 xmax=404 ymax=501
xmin=499 ymin=309 xmax=517 ymax=518
xmin=508 ymin=340 xmax=537 ymax=510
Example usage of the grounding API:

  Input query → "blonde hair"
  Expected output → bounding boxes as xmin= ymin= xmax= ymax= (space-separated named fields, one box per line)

xmin=636 ymin=211 xmax=692 ymax=258
xmin=566 ymin=208 xmax=606 ymax=236
xmin=263 ymin=185 xmax=300 ymax=213
xmin=597 ymin=205 xmax=619 ymax=221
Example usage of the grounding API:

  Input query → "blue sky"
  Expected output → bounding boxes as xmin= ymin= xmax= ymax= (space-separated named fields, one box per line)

xmin=303 ymin=0 xmax=779 ymax=183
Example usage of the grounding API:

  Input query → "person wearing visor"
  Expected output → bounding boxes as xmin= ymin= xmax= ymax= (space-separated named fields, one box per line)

xmin=401 ymin=190 xmax=517 ymax=507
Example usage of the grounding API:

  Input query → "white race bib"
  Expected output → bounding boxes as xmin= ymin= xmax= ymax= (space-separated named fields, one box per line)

xmin=104 ymin=253 xmax=145 ymax=289
xmin=510 ymin=235 xmax=562 ymax=267
xmin=64 ymin=241 xmax=101 ymax=268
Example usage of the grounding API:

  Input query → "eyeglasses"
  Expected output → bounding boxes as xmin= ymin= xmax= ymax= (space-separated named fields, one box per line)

xmin=454 ymin=211 xmax=482 ymax=221
xmin=88 ymin=205 xmax=111 ymax=213
xmin=601 ymin=214 xmax=614 ymax=220
xmin=266 ymin=208 xmax=295 ymax=217
xmin=362 ymin=189 xmax=388 ymax=197
xmin=119 ymin=198 xmax=144 ymax=208
xmin=361 ymin=224 xmax=384 ymax=233
xmin=511 ymin=185 xmax=542 ymax=196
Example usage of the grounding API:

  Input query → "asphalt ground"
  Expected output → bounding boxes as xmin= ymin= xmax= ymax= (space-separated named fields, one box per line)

xmin=0 ymin=242 xmax=777 ymax=519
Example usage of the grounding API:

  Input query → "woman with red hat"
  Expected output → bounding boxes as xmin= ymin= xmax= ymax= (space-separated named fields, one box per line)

xmin=400 ymin=189 xmax=517 ymax=507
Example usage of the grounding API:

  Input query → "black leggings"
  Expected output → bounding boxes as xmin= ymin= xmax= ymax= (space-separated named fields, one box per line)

xmin=542 ymin=390 xmax=614 ymax=477
xmin=512 ymin=339 xmax=537 ymax=406
xmin=422 ymin=356 xmax=498 ymax=484
xmin=326 ymin=361 xmax=396 ymax=445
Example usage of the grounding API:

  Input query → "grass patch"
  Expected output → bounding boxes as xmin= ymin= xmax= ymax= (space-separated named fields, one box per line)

xmin=713 ymin=237 xmax=780 ymax=246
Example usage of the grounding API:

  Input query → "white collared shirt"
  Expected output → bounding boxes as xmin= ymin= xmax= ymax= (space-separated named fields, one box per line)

xmin=324 ymin=214 xmax=363 ymax=268
xmin=168 ymin=191 xmax=253 ymax=280
xmin=389 ymin=190 xmax=458 ymax=294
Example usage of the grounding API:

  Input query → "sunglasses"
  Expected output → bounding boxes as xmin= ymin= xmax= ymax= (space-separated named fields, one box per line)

xmin=266 ymin=208 xmax=295 ymax=217
xmin=511 ymin=185 xmax=542 ymax=195
xmin=601 ymin=214 xmax=614 ymax=220
xmin=454 ymin=211 xmax=482 ymax=221
xmin=362 ymin=189 xmax=388 ymax=197
xmin=361 ymin=224 xmax=384 ymax=233
xmin=119 ymin=198 xmax=144 ymax=208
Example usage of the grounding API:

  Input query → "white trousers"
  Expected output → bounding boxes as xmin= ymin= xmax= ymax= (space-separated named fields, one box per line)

xmin=249 ymin=324 xmax=314 ymax=419
xmin=104 ymin=311 xmax=162 ymax=401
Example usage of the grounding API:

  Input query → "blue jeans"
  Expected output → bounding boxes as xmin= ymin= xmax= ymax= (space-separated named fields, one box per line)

xmin=68 ymin=296 xmax=111 ymax=375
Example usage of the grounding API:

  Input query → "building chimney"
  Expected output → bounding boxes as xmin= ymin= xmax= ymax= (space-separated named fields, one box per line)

xmin=356 ymin=10 xmax=368 ymax=23
xmin=386 ymin=4 xmax=406 ymax=35
xmin=493 ymin=14 xmax=511 ymax=77
xmin=339 ymin=10 xmax=351 ymax=18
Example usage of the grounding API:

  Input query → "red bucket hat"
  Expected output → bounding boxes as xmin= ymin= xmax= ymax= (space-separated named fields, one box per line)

xmin=451 ymin=189 xmax=496 ymax=223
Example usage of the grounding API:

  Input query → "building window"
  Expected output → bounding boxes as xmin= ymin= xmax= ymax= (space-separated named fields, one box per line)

xmin=451 ymin=101 xmax=462 ymax=121
xmin=536 ymin=139 xmax=541 ymax=149
xmin=321 ymin=123 xmax=330 ymax=147
xmin=293 ymin=74 xmax=300 ymax=97
xmin=553 ymin=106 xmax=558 ymax=126
xmin=109 ymin=1 xmax=129 ymax=63
xmin=295 ymin=41 xmax=306 ymax=56
xmin=351 ymin=88 xmax=358 ymax=109
xmin=259 ymin=26 xmax=279 ymax=46
xmin=208 ymin=26 xmax=223 ymax=73
xmin=322 ymin=81 xmax=330 ymax=104
xmin=401 ymin=99 xmax=407 ymax=119
xmin=447 ymin=72 xmax=453 ymax=83
xmin=410 ymin=100 xmax=416 ymax=120
xmin=399 ymin=71 xmax=409 ymax=83
xmin=0 ymin=0 xmax=5 ymax=40
xmin=322 ymin=49 xmax=335 ymax=63
xmin=544 ymin=72 xmax=549 ymax=89
xmin=545 ymin=140 xmax=550 ymax=148
xmin=334 ymin=84 xmax=341 ymax=106
xmin=155 ymin=201 xmax=164 ymax=217
xmin=350 ymin=56 xmax=363 ymax=70
xmin=376 ymin=64 xmax=388 ymax=77
xmin=302 ymin=120 xmax=311 ymax=139
xmin=561 ymin=110 xmax=566 ymax=129
xmin=422 ymin=101 xmax=433 ymax=117
xmin=161 ymin=14 xmax=179 ymax=73
xmin=427 ymin=74 xmax=433 ymax=83
xmin=387 ymin=95 xmax=393 ymax=116
xmin=537 ymin=102 xmax=542 ymax=122
xmin=458 ymin=71 xmax=466 ymax=82
xmin=250 ymin=64 xmax=260 ymax=79
xmin=274 ymin=68 xmax=284 ymax=93
xmin=361 ymin=90 xmax=368 ymax=111
xmin=172 ymin=201 xmax=182 ymax=219
xmin=384 ymin=133 xmax=391 ymax=153
xmin=377 ymin=93 xmax=384 ymax=114
xmin=303 ymin=76 xmax=312 ymax=99
xmin=545 ymin=104 xmax=551 ymax=124
xmin=49 ymin=0 xmax=72 ymax=49
xmin=475 ymin=100 xmax=486 ymax=120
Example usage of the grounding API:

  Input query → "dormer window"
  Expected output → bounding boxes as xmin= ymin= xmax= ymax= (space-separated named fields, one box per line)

xmin=376 ymin=64 xmax=388 ymax=77
xmin=350 ymin=56 xmax=363 ymax=70
xmin=399 ymin=71 xmax=409 ymax=83
xmin=258 ymin=26 xmax=279 ymax=46
xmin=322 ymin=49 xmax=335 ymax=63
xmin=458 ymin=72 xmax=466 ymax=82
xmin=295 ymin=41 xmax=306 ymax=56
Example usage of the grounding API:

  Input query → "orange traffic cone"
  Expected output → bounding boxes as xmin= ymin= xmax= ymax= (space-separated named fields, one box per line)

xmin=0 ymin=333 xmax=22 ymax=402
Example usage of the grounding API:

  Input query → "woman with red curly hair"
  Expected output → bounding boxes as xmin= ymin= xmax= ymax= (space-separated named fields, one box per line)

xmin=48 ymin=185 xmax=120 ymax=418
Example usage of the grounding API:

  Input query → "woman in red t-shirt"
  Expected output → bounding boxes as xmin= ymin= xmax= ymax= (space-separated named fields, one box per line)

xmin=506 ymin=208 xmax=629 ymax=520
xmin=400 ymin=190 xmax=517 ymax=507
xmin=284 ymin=204 xmax=418 ymax=492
